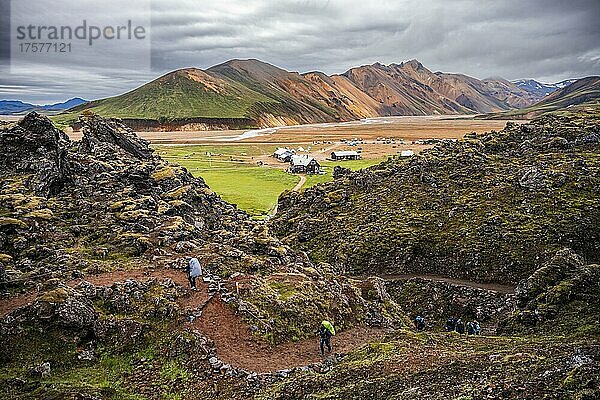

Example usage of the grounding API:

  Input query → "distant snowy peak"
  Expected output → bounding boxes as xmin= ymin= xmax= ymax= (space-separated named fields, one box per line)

xmin=554 ymin=79 xmax=578 ymax=89
xmin=512 ymin=79 xmax=577 ymax=98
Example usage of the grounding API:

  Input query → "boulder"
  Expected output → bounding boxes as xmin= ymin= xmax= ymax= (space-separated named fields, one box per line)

xmin=80 ymin=114 xmax=153 ymax=160
xmin=0 ymin=112 xmax=71 ymax=196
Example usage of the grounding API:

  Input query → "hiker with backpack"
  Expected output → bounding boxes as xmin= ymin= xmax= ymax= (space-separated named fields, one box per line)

xmin=184 ymin=257 xmax=202 ymax=291
xmin=455 ymin=318 xmax=465 ymax=334
xmin=473 ymin=320 xmax=481 ymax=335
xmin=414 ymin=315 xmax=426 ymax=331
xmin=317 ymin=320 xmax=335 ymax=356
xmin=445 ymin=316 xmax=456 ymax=332
xmin=467 ymin=321 xmax=476 ymax=335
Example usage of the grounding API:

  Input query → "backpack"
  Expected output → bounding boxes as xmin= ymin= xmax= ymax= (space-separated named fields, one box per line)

xmin=322 ymin=320 xmax=336 ymax=336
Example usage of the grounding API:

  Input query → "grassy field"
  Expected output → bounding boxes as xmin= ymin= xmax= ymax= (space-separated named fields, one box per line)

xmin=155 ymin=145 xmax=387 ymax=215
xmin=156 ymin=144 xmax=297 ymax=215
xmin=202 ymin=167 xmax=299 ymax=215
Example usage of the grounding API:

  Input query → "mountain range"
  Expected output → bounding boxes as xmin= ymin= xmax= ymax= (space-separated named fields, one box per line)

xmin=49 ymin=60 xmax=596 ymax=129
xmin=0 ymin=98 xmax=87 ymax=115
xmin=488 ymin=76 xmax=600 ymax=119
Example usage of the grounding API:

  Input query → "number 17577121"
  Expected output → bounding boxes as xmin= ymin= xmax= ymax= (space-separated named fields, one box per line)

xmin=18 ymin=42 xmax=72 ymax=53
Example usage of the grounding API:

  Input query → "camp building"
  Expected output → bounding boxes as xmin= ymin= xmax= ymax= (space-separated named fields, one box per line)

xmin=273 ymin=148 xmax=295 ymax=162
xmin=289 ymin=155 xmax=321 ymax=174
xmin=330 ymin=150 xmax=361 ymax=161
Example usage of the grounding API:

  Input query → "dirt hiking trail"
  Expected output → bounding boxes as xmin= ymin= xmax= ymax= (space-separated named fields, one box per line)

xmin=1 ymin=268 xmax=383 ymax=373
xmin=191 ymin=296 xmax=383 ymax=373
xmin=354 ymin=274 xmax=515 ymax=294
xmin=1 ymin=269 xmax=515 ymax=372
xmin=291 ymin=174 xmax=307 ymax=192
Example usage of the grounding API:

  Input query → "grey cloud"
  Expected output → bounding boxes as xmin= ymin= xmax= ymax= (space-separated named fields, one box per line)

xmin=2 ymin=0 xmax=599 ymax=103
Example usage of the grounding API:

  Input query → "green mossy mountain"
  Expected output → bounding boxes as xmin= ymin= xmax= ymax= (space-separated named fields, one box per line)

xmin=56 ymin=68 xmax=278 ymax=125
xmin=271 ymin=114 xmax=600 ymax=284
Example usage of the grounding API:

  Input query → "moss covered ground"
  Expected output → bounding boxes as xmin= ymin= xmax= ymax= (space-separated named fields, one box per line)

xmin=257 ymin=331 xmax=600 ymax=400
xmin=271 ymin=114 xmax=600 ymax=284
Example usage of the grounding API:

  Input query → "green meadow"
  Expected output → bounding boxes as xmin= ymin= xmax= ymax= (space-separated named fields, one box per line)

xmin=155 ymin=144 xmax=387 ymax=216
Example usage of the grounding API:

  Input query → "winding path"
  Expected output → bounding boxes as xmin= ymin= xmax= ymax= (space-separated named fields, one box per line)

xmin=1 ymin=268 xmax=515 ymax=372
xmin=0 ymin=268 xmax=383 ymax=373
xmin=354 ymin=274 xmax=515 ymax=294
xmin=265 ymin=174 xmax=306 ymax=219
xmin=192 ymin=296 xmax=383 ymax=373
xmin=292 ymin=174 xmax=307 ymax=192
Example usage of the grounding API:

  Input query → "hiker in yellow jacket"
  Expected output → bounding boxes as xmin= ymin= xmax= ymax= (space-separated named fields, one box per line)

xmin=317 ymin=320 xmax=335 ymax=356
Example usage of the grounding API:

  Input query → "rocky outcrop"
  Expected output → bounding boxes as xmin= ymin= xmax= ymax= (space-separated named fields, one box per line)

xmin=0 ymin=112 xmax=71 ymax=196
xmin=0 ymin=113 xmax=251 ymax=287
xmin=499 ymin=249 xmax=600 ymax=334
xmin=385 ymin=277 xmax=515 ymax=331
xmin=271 ymin=115 xmax=600 ymax=284
xmin=80 ymin=113 xmax=154 ymax=160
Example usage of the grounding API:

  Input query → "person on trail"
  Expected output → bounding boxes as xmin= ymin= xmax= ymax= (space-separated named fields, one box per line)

xmin=414 ymin=315 xmax=426 ymax=331
xmin=455 ymin=318 xmax=465 ymax=334
xmin=467 ymin=321 xmax=476 ymax=335
xmin=317 ymin=320 xmax=335 ymax=356
xmin=185 ymin=257 xmax=202 ymax=290
xmin=473 ymin=320 xmax=481 ymax=335
xmin=446 ymin=317 xmax=456 ymax=332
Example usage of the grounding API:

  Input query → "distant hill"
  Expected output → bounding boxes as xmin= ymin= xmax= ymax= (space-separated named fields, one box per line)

xmin=343 ymin=60 xmax=542 ymax=114
xmin=60 ymin=68 xmax=277 ymax=126
xmin=0 ymin=100 xmax=35 ymax=115
xmin=41 ymin=97 xmax=88 ymax=111
xmin=53 ymin=59 xmax=574 ymax=130
xmin=487 ymin=76 xmax=600 ymax=119
xmin=0 ymin=97 xmax=87 ymax=115
xmin=533 ymin=76 xmax=600 ymax=109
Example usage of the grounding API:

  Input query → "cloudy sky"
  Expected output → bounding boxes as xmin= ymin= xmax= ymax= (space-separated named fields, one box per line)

xmin=1 ymin=0 xmax=599 ymax=104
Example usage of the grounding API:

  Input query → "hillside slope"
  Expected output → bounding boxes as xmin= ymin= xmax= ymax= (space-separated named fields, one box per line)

xmin=342 ymin=62 xmax=468 ymax=115
xmin=534 ymin=76 xmax=600 ymax=110
xmin=59 ymin=68 xmax=277 ymax=123
xmin=207 ymin=59 xmax=343 ymax=125
xmin=271 ymin=114 xmax=600 ymax=284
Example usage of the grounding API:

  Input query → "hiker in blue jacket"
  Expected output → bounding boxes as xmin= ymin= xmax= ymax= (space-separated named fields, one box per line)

xmin=185 ymin=257 xmax=202 ymax=290
xmin=414 ymin=315 xmax=426 ymax=331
